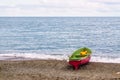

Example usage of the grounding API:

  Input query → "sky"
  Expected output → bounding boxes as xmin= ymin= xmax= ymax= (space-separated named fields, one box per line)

xmin=0 ymin=0 xmax=120 ymax=17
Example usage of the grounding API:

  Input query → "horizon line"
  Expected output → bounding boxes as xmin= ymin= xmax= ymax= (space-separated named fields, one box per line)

xmin=0 ymin=16 xmax=120 ymax=17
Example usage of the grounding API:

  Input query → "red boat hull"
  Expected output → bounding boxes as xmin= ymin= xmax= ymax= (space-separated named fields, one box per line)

xmin=69 ymin=56 xmax=90 ymax=70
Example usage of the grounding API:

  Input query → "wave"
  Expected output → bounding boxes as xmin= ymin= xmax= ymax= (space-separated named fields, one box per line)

xmin=0 ymin=53 xmax=120 ymax=63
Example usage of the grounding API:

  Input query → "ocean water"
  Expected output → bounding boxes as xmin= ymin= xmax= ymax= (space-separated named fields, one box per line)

xmin=0 ymin=17 xmax=120 ymax=63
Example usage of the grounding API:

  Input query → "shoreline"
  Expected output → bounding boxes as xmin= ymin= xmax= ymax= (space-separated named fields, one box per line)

xmin=0 ymin=52 xmax=120 ymax=63
xmin=0 ymin=59 xmax=120 ymax=80
xmin=0 ymin=54 xmax=120 ymax=63
xmin=0 ymin=56 xmax=120 ymax=64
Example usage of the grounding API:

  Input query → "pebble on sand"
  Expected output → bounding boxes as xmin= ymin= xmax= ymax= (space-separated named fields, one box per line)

xmin=116 ymin=72 xmax=120 ymax=75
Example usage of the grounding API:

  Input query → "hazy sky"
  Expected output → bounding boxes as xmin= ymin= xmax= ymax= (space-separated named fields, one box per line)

xmin=0 ymin=0 xmax=120 ymax=16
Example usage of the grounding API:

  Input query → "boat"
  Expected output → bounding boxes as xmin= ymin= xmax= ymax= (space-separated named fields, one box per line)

xmin=69 ymin=47 xmax=92 ymax=70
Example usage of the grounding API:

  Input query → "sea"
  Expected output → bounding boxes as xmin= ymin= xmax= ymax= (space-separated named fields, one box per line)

xmin=0 ymin=17 xmax=120 ymax=63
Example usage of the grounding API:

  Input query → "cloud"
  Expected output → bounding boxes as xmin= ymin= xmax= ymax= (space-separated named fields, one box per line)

xmin=0 ymin=0 xmax=120 ymax=16
xmin=90 ymin=0 xmax=120 ymax=3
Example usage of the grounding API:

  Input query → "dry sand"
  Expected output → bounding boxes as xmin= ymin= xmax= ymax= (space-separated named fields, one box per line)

xmin=0 ymin=59 xmax=120 ymax=80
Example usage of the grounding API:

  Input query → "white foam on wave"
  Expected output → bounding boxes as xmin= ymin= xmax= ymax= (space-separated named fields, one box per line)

xmin=0 ymin=53 xmax=68 ymax=60
xmin=0 ymin=53 xmax=120 ymax=63
xmin=91 ymin=56 xmax=120 ymax=63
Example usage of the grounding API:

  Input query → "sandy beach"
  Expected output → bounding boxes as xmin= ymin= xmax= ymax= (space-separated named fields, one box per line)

xmin=0 ymin=59 xmax=120 ymax=80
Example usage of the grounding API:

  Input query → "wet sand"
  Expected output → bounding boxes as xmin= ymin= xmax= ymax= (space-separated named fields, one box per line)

xmin=0 ymin=60 xmax=120 ymax=80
